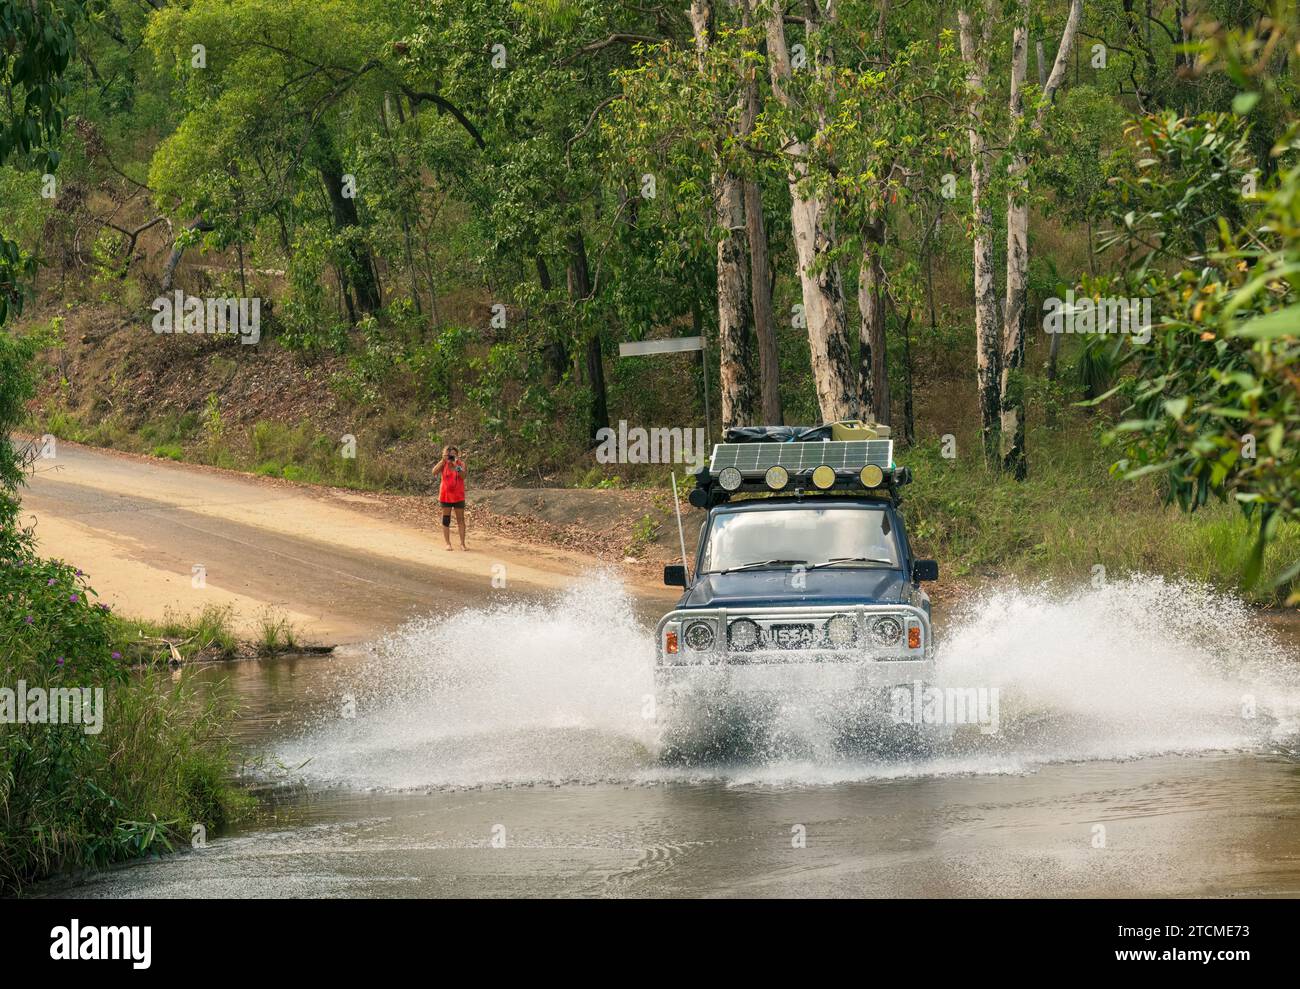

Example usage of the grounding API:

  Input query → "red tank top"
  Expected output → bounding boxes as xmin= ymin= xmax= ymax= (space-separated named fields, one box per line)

xmin=439 ymin=460 xmax=465 ymax=502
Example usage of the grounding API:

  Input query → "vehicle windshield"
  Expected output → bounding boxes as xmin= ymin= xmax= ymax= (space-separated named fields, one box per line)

xmin=699 ymin=505 xmax=901 ymax=573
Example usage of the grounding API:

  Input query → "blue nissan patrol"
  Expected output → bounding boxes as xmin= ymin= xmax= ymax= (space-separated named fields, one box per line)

xmin=655 ymin=424 xmax=938 ymax=704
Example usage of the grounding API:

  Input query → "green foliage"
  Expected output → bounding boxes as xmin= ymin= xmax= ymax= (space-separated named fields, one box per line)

xmin=1038 ymin=84 xmax=1133 ymax=235
xmin=279 ymin=232 xmax=351 ymax=353
xmin=0 ymin=666 xmax=247 ymax=893
xmin=0 ymin=333 xmax=36 ymax=515
xmin=2 ymin=276 xmax=243 ymax=896
xmin=0 ymin=0 xmax=88 ymax=323
xmin=330 ymin=314 xmax=405 ymax=405
xmin=0 ymin=0 xmax=83 ymax=167
xmin=410 ymin=326 xmax=474 ymax=405
xmin=1098 ymin=110 xmax=1254 ymax=264
xmin=902 ymin=418 xmax=1300 ymax=601
xmin=0 ymin=549 xmax=118 ymax=680
xmin=256 ymin=611 xmax=298 ymax=655
xmin=1101 ymin=17 xmax=1300 ymax=595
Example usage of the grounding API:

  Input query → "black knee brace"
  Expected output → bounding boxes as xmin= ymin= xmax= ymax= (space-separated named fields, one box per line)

xmin=442 ymin=513 xmax=452 ymax=528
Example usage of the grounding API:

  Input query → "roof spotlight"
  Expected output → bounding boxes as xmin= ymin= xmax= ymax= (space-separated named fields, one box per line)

xmin=860 ymin=464 xmax=884 ymax=488
xmin=811 ymin=465 xmax=837 ymax=490
xmin=718 ymin=466 xmax=744 ymax=491
xmin=765 ymin=465 xmax=789 ymax=490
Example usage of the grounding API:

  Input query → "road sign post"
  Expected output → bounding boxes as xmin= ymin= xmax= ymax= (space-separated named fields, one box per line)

xmin=617 ymin=335 xmax=711 ymax=448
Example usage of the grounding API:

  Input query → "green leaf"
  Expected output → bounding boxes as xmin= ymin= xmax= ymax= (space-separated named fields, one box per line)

xmin=1112 ymin=418 xmax=1162 ymax=432
xmin=1123 ymin=461 xmax=1174 ymax=480
xmin=1074 ymin=383 xmax=1124 ymax=407
xmin=1232 ymin=92 xmax=1261 ymax=115
xmin=1242 ymin=529 xmax=1266 ymax=590
xmin=1230 ymin=304 xmax=1300 ymax=340
xmin=1270 ymin=557 xmax=1300 ymax=590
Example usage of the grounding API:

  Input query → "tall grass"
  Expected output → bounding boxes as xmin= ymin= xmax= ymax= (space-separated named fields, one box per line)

xmin=256 ymin=610 xmax=298 ymax=655
xmin=0 ymin=661 xmax=249 ymax=895
xmin=901 ymin=419 xmax=1300 ymax=603
xmin=111 ymin=604 xmax=241 ymax=664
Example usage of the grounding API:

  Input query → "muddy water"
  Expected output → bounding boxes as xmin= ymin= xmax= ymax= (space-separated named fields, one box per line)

xmin=44 ymin=576 xmax=1300 ymax=898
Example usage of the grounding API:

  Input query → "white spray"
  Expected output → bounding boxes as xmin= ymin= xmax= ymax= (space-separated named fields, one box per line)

xmin=274 ymin=574 xmax=1300 ymax=790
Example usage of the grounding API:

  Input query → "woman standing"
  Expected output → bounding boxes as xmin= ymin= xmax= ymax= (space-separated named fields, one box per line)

xmin=432 ymin=445 xmax=468 ymax=551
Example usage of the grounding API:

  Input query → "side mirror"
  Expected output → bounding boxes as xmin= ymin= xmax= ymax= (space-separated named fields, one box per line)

xmin=664 ymin=565 xmax=688 ymax=587
xmin=911 ymin=559 xmax=939 ymax=582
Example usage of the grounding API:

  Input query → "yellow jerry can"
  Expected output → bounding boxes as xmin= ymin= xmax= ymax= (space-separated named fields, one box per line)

xmin=830 ymin=419 xmax=880 ymax=441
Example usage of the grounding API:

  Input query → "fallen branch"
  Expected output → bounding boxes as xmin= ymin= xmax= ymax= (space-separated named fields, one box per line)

xmin=92 ymin=215 xmax=171 ymax=277
xmin=160 ymin=218 xmax=216 ymax=292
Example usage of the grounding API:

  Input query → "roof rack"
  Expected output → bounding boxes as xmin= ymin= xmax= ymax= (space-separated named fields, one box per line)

xmin=687 ymin=423 xmax=912 ymax=508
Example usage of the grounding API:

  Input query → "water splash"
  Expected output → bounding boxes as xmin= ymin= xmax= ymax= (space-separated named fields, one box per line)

xmin=274 ymin=573 xmax=658 ymax=789
xmin=935 ymin=576 xmax=1300 ymax=766
xmin=272 ymin=573 xmax=1300 ymax=790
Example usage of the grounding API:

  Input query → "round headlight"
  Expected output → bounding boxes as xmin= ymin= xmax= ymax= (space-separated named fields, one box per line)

xmin=871 ymin=616 xmax=903 ymax=645
xmin=684 ymin=620 xmax=716 ymax=651
xmin=825 ymin=614 xmax=856 ymax=648
xmin=811 ymin=465 xmax=837 ymax=490
xmin=728 ymin=618 xmax=761 ymax=651
xmin=764 ymin=465 xmax=789 ymax=490
xmin=860 ymin=464 xmax=884 ymax=488
xmin=718 ymin=466 xmax=743 ymax=491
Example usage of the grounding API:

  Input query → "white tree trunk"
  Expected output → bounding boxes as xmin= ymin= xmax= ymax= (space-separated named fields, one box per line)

xmin=691 ymin=0 xmax=756 ymax=429
xmin=765 ymin=0 xmax=855 ymax=423
xmin=1000 ymin=0 xmax=1083 ymax=475
xmin=958 ymin=4 xmax=1002 ymax=466
xmin=1000 ymin=5 xmax=1030 ymax=477
xmin=857 ymin=225 xmax=889 ymax=425
xmin=742 ymin=0 xmax=781 ymax=425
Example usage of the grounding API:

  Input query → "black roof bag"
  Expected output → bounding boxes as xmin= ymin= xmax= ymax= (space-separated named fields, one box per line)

xmin=722 ymin=424 xmax=833 ymax=444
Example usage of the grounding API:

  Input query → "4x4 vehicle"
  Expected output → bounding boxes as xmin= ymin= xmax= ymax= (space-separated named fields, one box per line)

xmin=655 ymin=426 xmax=938 ymax=708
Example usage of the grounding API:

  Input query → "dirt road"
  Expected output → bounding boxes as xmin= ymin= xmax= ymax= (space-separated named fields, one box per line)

xmin=21 ymin=441 xmax=676 ymax=643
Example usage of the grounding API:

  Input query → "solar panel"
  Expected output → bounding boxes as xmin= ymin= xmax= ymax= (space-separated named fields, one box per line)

xmin=709 ymin=440 xmax=894 ymax=476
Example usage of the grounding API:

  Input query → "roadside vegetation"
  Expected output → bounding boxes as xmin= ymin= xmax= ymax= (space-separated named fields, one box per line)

xmin=1 ymin=333 xmax=247 ymax=895
xmin=900 ymin=418 xmax=1300 ymax=604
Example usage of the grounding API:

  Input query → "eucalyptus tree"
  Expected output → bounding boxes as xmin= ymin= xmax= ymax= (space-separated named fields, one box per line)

xmin=1 ymin=0 xmax=88 ymax=326
xmin=144 ymin=0 xmax=422 ymax=320
xmin=999 ymin=0 xmax=1082 ymax=478
xmin=817 ymin=0 xmax=964 ymax=426
xmin=761 ymin=0 xmax=857 ymax=423
xmin=958 ymin=0 xmax=1082 ymax=475
xmin=687 ymin=0 xmax=758 ymax=430
xmin=611 ymin=1 xmax=768 ymax=431
xmin=399 ymin=0 xmax=683 ymax=442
